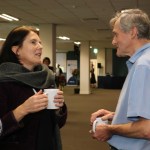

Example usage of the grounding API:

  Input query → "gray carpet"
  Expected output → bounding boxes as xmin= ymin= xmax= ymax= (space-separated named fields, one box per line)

xmin=60 ymin=86 xmax=121 ymax=150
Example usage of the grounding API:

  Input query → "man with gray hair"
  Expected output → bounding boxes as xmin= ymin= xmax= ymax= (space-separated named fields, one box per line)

xmin=90 ymin=9 xmax=150 ymax=150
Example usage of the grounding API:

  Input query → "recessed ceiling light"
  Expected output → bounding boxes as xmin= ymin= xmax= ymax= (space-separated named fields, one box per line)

xmin=93 ymin=48 xmax=98 ymax=54
xmin=36 ymin=28 xmax=40 ymax=31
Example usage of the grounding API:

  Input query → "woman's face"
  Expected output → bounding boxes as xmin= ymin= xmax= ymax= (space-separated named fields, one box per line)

xmin=14 ymin=31 xmax=43 ymax=70
xmin=43 ymin=59 xmax=50 ymax=66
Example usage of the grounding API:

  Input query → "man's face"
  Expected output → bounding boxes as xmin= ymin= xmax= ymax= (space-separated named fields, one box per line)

xmin=112 ymin=20 xmax=133 ymax=57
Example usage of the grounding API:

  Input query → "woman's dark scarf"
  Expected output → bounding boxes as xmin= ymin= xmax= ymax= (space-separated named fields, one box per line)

xmin=0 ymin=62 xmax=55 ymax=89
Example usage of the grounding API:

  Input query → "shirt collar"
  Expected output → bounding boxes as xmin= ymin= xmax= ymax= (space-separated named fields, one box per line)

xmin=126 ymin=43 xmax=150 ymax=70
xmin=129 ymin=43 xmax=150 ymax=64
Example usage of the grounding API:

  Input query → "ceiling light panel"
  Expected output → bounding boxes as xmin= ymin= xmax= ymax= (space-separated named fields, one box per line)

xmin=0 ymin=14 xmax=19 ymax=21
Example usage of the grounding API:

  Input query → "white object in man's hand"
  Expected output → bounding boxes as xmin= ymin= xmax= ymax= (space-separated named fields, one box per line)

xmin=92 ymin=117 xmax=108 ymax=132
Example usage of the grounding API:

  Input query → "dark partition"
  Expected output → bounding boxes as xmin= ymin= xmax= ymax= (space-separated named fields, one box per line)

xmin=98 ymin=76 xmax=126 ymax=89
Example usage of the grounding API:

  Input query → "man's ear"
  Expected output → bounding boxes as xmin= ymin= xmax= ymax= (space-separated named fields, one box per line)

xmin=131 ymin=26 xmax=138 ymax=39
xmin=12 ymin=46 xmax=19 ymax=55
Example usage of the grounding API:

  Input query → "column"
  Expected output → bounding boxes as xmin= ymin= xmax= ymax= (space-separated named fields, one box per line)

xmin=80 ymin=41 xmax=90 ymax=94
xmin=39 ymin=24 xmax=56 ymax=68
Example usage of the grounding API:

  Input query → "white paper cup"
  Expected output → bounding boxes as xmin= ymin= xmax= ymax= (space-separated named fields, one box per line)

xmin=44 ymin=89 xmax=59 ymax=109
xmin=92 ymin=117 xmax=108 ymax=132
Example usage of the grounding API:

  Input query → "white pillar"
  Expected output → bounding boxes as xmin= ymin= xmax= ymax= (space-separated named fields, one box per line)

xmin=97 ymin=48 xmax=106 ymax=76
xmin=39 ymin=24 xmax=56 ymax=68
xmin=80 ymin=41 xmax=90 ymax=94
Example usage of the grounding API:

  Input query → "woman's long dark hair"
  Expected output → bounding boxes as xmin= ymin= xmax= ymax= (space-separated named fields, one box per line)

xmin=0 ymin=26 xmax=39 ymax=64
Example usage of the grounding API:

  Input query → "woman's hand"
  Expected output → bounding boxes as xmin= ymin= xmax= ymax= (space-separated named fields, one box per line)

xmin=13 ymin=90 xmax=48 ymax=122
xmin=22 ymin=90 xmax=48 ymax=113
xmin=54 ymin=90 xmax=64 ymax=108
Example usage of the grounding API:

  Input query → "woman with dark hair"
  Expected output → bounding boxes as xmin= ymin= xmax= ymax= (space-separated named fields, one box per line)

xmin=90 ymin=64 xmax=96 ymax=88
xmin=43 ymin=57 xmax=54 ymax=72
xmin=0 ymin=26 xmax=67 ymax=150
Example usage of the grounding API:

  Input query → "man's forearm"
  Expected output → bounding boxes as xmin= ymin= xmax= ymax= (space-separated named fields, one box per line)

xmin=109 ymin=118 xmax=150 ymax=140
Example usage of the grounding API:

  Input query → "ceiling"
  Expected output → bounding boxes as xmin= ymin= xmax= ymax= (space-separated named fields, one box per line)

xmin=0 ymin=0 xmax=150 ymax=51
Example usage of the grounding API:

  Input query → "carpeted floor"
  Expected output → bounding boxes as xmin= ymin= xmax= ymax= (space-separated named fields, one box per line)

xmin=60 ymin=86 xmax=121 ymax=150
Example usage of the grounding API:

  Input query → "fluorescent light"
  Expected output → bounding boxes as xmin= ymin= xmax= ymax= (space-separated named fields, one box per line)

xmin=0 ymin=15 xmax=13 ymax=21
xmin=57 ymin=36 xmax=70 ymax=40
xmin=0 ymin=38 xmax=6 ymax=41
xmin=74 ymin=42 xmax=81 ymax=45
xmin=2 ymin=14 xmax=19 ymax=21
xmin=0 ymin=14 xmax=19 ymax=21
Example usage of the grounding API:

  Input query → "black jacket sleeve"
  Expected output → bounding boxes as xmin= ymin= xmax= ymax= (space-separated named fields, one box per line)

xmin=56 ymin=103 xmax=67 ymax=128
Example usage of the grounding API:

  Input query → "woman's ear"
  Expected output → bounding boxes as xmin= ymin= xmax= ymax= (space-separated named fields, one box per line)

xmin=12 ymin=46 xmax=19 ymax=55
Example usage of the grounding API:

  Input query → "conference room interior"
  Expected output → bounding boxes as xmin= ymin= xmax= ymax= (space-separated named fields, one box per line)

xmin=0 ymin=1 xmax=150 ymax=149
xmin=0 ymin=0 xmax=149 ymax=92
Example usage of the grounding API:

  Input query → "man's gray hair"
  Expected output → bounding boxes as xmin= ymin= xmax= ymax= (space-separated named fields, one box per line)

xmin=110 ymin=9 xmax=150 ymax=39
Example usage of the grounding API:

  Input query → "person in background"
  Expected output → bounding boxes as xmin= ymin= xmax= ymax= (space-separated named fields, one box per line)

xmin=55 ymin=64 xmax=63 ymax=88
xmin=58 ymin=73 xmax=66 ymax=91
xmin=90 ymin=9 xmax=150 ymax=150
xmin=0 ymin=26 xmax=67 ymax=150
xmin=90 ymin=63 xmax=96 ymax=88
xmin=43 ymin=57 xmax=54 ymax=72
